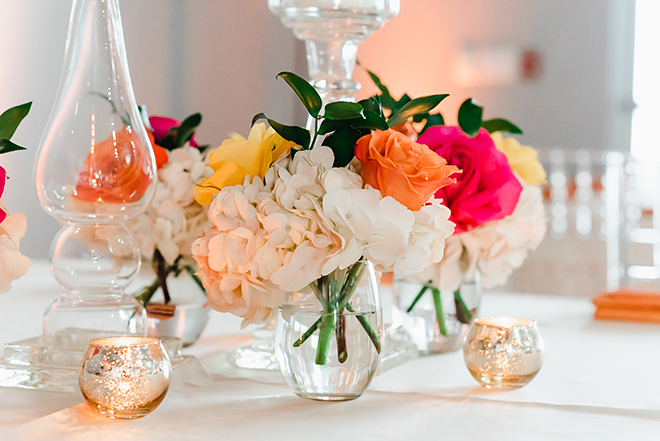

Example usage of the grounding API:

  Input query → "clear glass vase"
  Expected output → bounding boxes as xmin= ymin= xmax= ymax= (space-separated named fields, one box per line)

xmin=268 ymin=0 xmax=400 ymax=108
xmin=276 ymin=260 xmax=382 ymax=401
xmin=392 ymin=272 xmax=482 ymax=354
xmin=34 ymin=0 xmax=156 ymax=350
xmin=141 ymin=271 xmax=211 ymax=347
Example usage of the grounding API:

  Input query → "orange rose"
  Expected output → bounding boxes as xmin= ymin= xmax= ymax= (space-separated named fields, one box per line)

xmin=354 ymin=129 xmax=460 ymax=211
xmin=74 ymin=126 xmax=154 ymax=204
xmin=148 ymin=129 xmax=170 ymax=170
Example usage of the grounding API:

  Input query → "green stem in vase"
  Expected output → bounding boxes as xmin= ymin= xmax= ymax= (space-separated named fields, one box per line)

xmin=315 ymin=312 xmax=336 ymax=365
xmin=293 ymin=317 xmax=321 ymax=347
xmin=310 ymin=279 xmax=329 ymax=310
xmin=134 ymin=278 xmax=160 ymax=307
xmin=454 ymin=289 xmax=473 ymax=324
xmin=154 ymin=249 xmax=172 ymax=304
xmin=184 ymin=264 xmax=206 ymax=295
xmin=335 ymin=314 xmax=348 ymax=363
xmin=432 ymin=287 xmax=449 ymax=337
xmin=346 ymin=303 xmax=381 ymax=353
xmin=298 ymin=260 xmax=371 ymax=365
xmin=407 ymin=282 xmax=432 ymax=313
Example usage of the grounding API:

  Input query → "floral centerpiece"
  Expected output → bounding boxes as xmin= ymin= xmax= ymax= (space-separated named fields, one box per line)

xmin=366 ymin=70 xmax=547 ymax=344
xmin=128 ymin=111 xmax=210 ymax=316
xmin=0 ymin=102 xmax=32 ymax=293
xmin=191 ymin=72 xmax=458 ymax=372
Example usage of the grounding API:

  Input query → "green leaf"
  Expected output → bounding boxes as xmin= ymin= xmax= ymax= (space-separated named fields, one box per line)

xmin=393 ymin=93 xmax=412 ymax=113
xmin=0 ymin=102 xmax=31 ymax=140
xmin=318 ymin=109 xmax=388 ymax=135
xmin=253 ymin=112 xmax=310 ymax=149
xmin=323 ymin=102 xmax=364 ymax=120
xmin=358 ymin=96 xmax=382 ymax=116
xmin=175 ymin=113 xmax=202 ymax=146
xmin=481 ymin=118 xmax=523 ymax=135
xmin=251 ymin=112 xmax=268 ymax=128
xmin=365 ymin=69 xmax=397 ymax=110
xmin=420 ymin=113 xmax=445 ymax=135
xmin=159 ymin=113 xmax=202 ymax=150
xmin=270 ymin=120 xmax=310 ymax=149
xmin=322 ymin=127 xmax=363 ymax=167
xmin=387 ymin=94 xmax=449 ymax=128
xmin=0 ymin=138 xmax=27 ymax=154
xmin=412 ymin=112 xmax=428 ymax=124
xmin=277 ymin=72 xmax=322 ymax=118
xmin=457 ymin=98 xmax=483 ymax=137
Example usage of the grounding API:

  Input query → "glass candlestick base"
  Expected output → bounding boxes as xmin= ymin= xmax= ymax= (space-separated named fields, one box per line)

xmin=44 ymin=223 xmax=146 ymax=349
xmin=34 ymin=0 xmax=157 ymax=347
xmin=0 ymin=0 xmax=159 ymax=393
xmin=231 ymin=322 xmax=279 ymax=370
xmin=0 ymin=336 xmax=207 ymax=393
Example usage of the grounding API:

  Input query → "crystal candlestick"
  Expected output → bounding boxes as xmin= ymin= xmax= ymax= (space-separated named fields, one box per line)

xmin=268 ymin=0 xmax=400 ymax=108
xmin=34 ymin=0 xmax=156 ymax=349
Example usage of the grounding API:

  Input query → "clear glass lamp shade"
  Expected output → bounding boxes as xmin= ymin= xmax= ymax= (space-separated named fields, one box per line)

xmin=33 ymin=0 xmax=156 ymax=347
xmin=35 ymin=0 xmax=156 ymax=222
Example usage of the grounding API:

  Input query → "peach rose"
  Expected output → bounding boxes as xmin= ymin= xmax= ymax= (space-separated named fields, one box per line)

xmin=354 ymin=129 xmax=460 ymax=211
xmin=74 ymin=126 xmax=154 ymax=204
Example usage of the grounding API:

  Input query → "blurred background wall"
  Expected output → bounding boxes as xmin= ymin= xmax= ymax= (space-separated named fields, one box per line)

xmin=0 ymin=0 xmax=638 ymax=279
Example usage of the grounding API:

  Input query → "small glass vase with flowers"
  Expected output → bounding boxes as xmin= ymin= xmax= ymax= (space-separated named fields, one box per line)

xmin=362 ymin=69 xmax=549 ymax=355
xmin=191 ymin=72 xmax=459 ymax=400
xmin=128 ymin=110 xmax=212 ymax=347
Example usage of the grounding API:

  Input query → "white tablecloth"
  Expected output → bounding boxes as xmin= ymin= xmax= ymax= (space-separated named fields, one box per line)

xmin=1 ymin=261 xmax=659 ymax=440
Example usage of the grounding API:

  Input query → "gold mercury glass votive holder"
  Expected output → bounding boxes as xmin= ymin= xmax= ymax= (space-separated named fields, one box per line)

xmin=463 ymin=317 xmax=544 ymax=389
xmin=79 ymin=337 xmax=172 ymax=419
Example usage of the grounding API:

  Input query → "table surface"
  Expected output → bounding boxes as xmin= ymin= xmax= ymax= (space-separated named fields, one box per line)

xmin=1 ymin=261 xmax=659 ymax=440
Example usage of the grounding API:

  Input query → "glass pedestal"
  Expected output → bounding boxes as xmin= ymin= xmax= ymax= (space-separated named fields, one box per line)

xmin=231 ymin=323 xmax=279 ymax=370
xmin=0 ymin=335 xmax=203 ymax=393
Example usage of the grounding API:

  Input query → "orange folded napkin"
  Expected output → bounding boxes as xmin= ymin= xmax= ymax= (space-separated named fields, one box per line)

xmin=593 ymin=290 xmax=660 ymax=324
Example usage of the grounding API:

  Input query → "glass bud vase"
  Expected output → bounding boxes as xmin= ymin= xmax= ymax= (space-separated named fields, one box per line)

xmin=392 ymin=272 xmax=482 ymax=354
xmin=268 ymin=0 xmax=400 ymax=108
xmin=34 ymin=0 xmax=156 ymax=350
xmin=276 ymin=260 xmax=382 ymax=401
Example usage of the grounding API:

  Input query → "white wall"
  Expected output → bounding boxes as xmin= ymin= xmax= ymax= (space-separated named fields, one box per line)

xmin=0 ymin=0 xmax=305 ymax=259
xmin=0 ymin=0 xmax=635 ymax=259
xmin=355 ymin=0 xmax=635 ymax=152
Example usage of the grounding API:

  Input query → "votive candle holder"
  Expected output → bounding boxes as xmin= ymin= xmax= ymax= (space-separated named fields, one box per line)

xmin=79 ymin=337 xmax=172 ymax=418
xmin=463 ymin=317 xmax=544 ymax=389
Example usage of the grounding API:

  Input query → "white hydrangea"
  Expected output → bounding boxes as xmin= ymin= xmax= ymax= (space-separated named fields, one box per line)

xmin=192 ymin=146 xmax=456 ymax=326
xmin=475 ymin=183 xmax=546 ymax=288
xmin=0 ymin=201 xmax=31 ymax=294
xmin=408 ymin=179 xmax=546 ymax=291
xmin=128 ymin=146 xmax=210 ymax=265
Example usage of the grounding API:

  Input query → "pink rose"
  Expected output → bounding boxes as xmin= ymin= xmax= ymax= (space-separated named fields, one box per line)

xmin=417 ymin=126 xmax=522 ymax=233
xmin=150 ymin=116 xmax=199 ymax=147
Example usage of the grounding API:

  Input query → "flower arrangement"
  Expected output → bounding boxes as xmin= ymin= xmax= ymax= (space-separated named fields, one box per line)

xmin=191 ymin=72 xmax=458 ymax=364
xmin=0 ymin=102 xmax=32 ymax=293
xmin=365 ymin=70 xmax=547 ymax=334
xmin=128 ymin=111 xmax=210 ymax=314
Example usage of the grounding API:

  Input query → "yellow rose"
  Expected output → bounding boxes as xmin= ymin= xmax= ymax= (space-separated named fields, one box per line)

xmin=194 ymin=123 xmax=297 ymax=204
xmin=491 ymin=132 xmax=547 ymax=186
